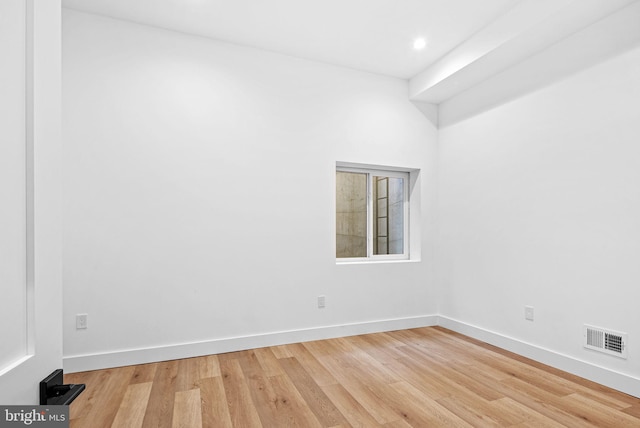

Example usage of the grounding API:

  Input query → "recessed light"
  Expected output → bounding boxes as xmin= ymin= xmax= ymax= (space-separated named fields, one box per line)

xmin=413 ymin=37 xmax=427 ymax=50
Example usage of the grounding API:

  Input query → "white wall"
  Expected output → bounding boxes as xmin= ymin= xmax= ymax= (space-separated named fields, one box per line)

xmin=438 ymin=45 xmax=640 ymax=391
xmin=62 ymin=10 xmax=438 ymax=370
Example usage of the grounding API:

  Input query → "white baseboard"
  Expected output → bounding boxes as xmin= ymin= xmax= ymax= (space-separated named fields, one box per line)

xmin=63 ymin=315 xmax=438 ymax=373
xmin=63 ymin=314 xmax=640 ymax=399
xmin=438 ymin=316 xmax=640 ymax=398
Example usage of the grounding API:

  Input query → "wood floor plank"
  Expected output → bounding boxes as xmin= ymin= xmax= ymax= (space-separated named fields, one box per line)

xmin=313 ymin=337 xmax=399 ymax=390
xmin=73 ymin=366 xmax=135 ymax=428
xmin=253 ymin=346 xmax=285 ymax=377
xmin=289 ymin=342 xmax=340 ymax=387
xmin=411 ymin=327 xmax=501 ymax=366
xmin=385 ymin=381 xmax=473 ymax=427
xmin=218 ymin=356 xmax=263 ymax=427
xmin=302 ymin=339 xmax=341 ymax=359
xmin=399 ymin=345 xmax=505 ymax=402
xmin=375 ymin=331 xmax=414 ymax=348
xmin=237 ymin=350 xmax=284 ymax=427
xmin=141 ymin=360 xmax=179 ymax=428
xmin=129 ymin=363 xmax=158 ymax=385
xmin=199 ymin=354 xmax=221 ymax=380
xmin=271 ymin=344 xmax=295 ymax=359
xmin=377 ymin=343 xmax=485 ymax=404
xmin=347 ymin=334 xmax=405 ymax=366
xmin=238 ymin=349 xmax=325 ymax=427
xmin=623 ymin=404 xmax=640 ymax=418
xmin=268 ymin=374 xmax=324 ymax=428
xmin=490 ymin=397 xmax=566 ymax=427
xmin=387 ymin=357 xmax=454 ymax=402
xmin=111 ymin=382 xmax=153 ymax=428
xmin=558 ymin=392 xmax=640 ymax=427
xmin=458 ymin=359 xmax=512 ymax=383
xmin=64 ymin=327 xmax=640 ymax=428
xmin=474 ymin=353 xmax=576 ymax=398
xmin=322 ymin=383 xmax=384 ymax=428
xmin=199 ymin=376 xmax=233 ymax=428
xmin=65 ymin=370 xmax=98 ymax=423
xmin=492 ymin=375 xmax=599 ymax=426
xmin=175 ymin=357 xmax=201 ymax=391
xmin=278 ymin=357 xmax=350 ymax=427
xmin=436 ymin=395 xmax=505 ymax=427
xmin=381 ymin=420 xmax=414 ymax=428
xmin=571 ymin=387 xmax=635 ymax=412
xmin=332 ymin=338 xmax=401 ymax=385
xmin=314 ymin=354 xmax=401 ymax=425
xmin=172 ymin=389 xmax=202 ymax=428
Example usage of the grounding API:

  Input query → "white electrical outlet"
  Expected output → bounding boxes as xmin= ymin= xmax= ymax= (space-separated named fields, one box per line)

xmin=76 ymin=314 xmax=88 ymax=329
xmin=525 ymin=306 xmax=534 ymax=321
xmin=317 ymin=295 xmax=326 ymax=309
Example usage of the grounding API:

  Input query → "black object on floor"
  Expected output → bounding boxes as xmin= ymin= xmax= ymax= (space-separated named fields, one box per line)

xmin=40 ymin=369 xmax=85 ymax=405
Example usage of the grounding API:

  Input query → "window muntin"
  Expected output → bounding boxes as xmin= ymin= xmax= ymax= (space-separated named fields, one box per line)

xmin=336 ymin=166 xmax=409 ymax=261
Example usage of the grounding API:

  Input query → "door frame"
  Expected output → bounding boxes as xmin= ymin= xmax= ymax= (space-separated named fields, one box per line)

xmin=0 ymin=0 xmax=62 ymax=405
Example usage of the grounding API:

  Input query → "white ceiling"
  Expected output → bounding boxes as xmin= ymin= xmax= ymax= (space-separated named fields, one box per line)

xmin=62 ymin=0 xmax=518 ymax=79
xmin=62 ymin=0 xmax=640 ymax=109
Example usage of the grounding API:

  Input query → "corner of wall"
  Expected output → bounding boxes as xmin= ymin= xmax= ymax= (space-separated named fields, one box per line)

xmin=438 ymin=316 xmax=640 ymax=399
xmin=63 ymin=315 xmax=438 ymax=373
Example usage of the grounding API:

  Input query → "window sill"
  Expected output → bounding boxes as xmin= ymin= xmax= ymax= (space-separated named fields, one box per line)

xmin=336 ymin=258 xmax=420 ymax=265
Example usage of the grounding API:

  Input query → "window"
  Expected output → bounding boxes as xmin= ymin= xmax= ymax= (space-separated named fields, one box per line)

xmin=336 ymin=164 xmax=409 ymax=261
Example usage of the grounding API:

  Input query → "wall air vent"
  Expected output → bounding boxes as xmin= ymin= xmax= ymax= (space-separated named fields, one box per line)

xmin=584 ymin=325 xmax=628 ymax=359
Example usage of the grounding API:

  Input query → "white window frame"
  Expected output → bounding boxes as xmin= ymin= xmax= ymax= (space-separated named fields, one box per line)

xmin=336 ymin=165 xmax=410 ymax=262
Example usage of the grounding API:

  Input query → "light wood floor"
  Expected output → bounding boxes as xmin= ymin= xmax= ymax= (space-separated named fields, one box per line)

xmin=65 ymin=327 xmax=640 ymax=427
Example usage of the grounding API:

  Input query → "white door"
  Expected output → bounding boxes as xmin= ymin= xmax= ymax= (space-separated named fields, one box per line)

xmin=0 ymin=0 xmax=62 ymax=405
